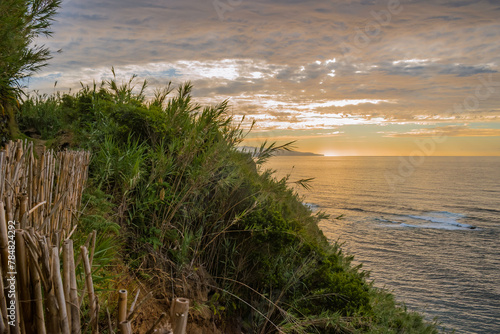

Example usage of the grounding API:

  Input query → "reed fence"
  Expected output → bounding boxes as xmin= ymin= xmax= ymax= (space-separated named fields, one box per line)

xmin=0 ymin=140 xmax=185 ymax=334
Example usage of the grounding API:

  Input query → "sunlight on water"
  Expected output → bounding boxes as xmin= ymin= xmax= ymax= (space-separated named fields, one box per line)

xmin=266 ymin=156 xmax=500 ymax=334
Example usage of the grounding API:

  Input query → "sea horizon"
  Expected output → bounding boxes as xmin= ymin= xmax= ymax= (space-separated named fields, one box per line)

xmin=266 ymin=155 xmax=500 ymax=334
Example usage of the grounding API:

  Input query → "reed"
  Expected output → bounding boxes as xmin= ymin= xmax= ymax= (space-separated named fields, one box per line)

xmin=0 ymin=140 xmax=184 ymax=333
xmin=52 ymin=246 xmax=70 ymax=334
xmin=67 ymin=240 xmax=80 ymax=334
xmin=14 ymin=230 xmax=31 ymax=333
xmin=62 ymin=241 xmax=72 ymax=330
xmin=27 ymin=230 xmax=46 ymax=334
xmin=81 ymin=246 xmax=98 ymax=334
xmin=0 ymin=140 xmax=90 ymax=241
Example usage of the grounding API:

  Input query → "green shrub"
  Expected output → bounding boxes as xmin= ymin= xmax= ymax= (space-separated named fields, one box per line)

xmin=21 ymin=74 xmax=440 ymax=333
xmin=18 ymin=92 xmax=64 ymax=138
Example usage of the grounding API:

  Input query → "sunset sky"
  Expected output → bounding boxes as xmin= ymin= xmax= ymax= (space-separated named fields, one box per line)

xmin=28 ymin=0 xmax=500 ymax=156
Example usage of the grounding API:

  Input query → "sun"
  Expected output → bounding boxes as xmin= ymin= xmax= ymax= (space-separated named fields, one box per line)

xmin=323 ymin=151 xmax=339 ymax=157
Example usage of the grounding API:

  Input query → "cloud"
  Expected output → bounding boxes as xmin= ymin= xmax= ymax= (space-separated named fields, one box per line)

xmin=243 ymin=132 xmax=343 ymax=142
xmin=382 ymin=125 xmax=500 ymax=137
xmin=25 ymin=0 xmax=500 ymax=131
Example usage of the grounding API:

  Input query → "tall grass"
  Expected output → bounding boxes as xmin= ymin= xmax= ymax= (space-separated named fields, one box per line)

xmin=16 ymin=74 xmax=442 ymax=333
xmin=17 ymin=92 xmax=65 ymax=138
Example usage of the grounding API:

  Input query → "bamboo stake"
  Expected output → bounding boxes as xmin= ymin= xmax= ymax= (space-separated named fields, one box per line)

xmin=39 ymin=238 xmax=58 ymax=334
xmin=62 ymin=241 xmax=72 ymax=331
xmin=0 ymin=202 xmax=12 ymax=333
xmin=118 ymin=321 xmax=132 ymax=334
xmin=36 ymin=149 xmax=45 ymax=231
xmin=128 ymin=289 xmax=140 ymax=317
xmin=11 ymin=288 xmax=20 ymax=334
xmin=11 ymin=227 xmax=23 ymax=334
xmin=48 ymin=152 xmax=56 ymax=236
xmin=106 ymin=308 xmax=113 ymax=334
xmin=27 ymin=234 xmax=45 ymax=334
xmin=81 ymin=246 xmax=98 ymax=334
xmin=0 ymin=202 xmax=11 ymax=334
xmin=52 ymin=246 xmax=70 ymax=334
xmin=126 ymin=292 xmax=152 ymax=322
xmin=27 ymin=148 xmax=34 ymax=225
xmin=77 ymin=232 xmax=94 ymax=308
xmin=14 ymin=230 xmax=32 ymax=334
xmin=171 ymin=298 xmax=189 ymax=334
xmin=18 ymin=194 xmax=28 ymax=229
xmin=13 ymin=142 xmax=23 ymax=198
xmin=0 ymin=259 xmax=8 ymax=334
xmin=27 ymin=202 xmax=46 ymax=216
xmin=75 ymin=232 xmax=93 ymax=269
xmin=4 ymin=201 xmax=12 ymax=231
xmin=0 ymin=307 xmax=4 ymax=334
xmin=118 ymin=290 xmax=127 ymax=324
xmin=67 ymin=240 xmax=80 ymax=334
xmin=0 ymin=151 xmax=5 ymax=199
xmin=0 ymin=202 xmax=9 ymax=277
xmin=89 ymin=230 xmax=97 ymax=268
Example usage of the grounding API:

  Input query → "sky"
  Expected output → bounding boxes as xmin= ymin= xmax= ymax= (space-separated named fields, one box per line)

xmin=27 ymin=0 xmax=500 ymax=156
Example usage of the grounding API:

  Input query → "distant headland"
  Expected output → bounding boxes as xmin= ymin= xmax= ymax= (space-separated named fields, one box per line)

xmin=237 ymin=146 xmax=324 ymax=157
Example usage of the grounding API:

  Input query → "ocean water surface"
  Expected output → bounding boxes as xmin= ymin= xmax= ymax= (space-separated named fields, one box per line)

xmin=265 ymin=156 xmax=500 ymax=334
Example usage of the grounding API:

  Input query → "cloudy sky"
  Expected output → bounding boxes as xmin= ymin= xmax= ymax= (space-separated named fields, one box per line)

xmin=28 ymin=0 xmax=500 ymax=155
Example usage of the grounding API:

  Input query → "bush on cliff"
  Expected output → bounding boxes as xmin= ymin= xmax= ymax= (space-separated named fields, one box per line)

xmin=16 ymin=75 xmax=440 ymax=333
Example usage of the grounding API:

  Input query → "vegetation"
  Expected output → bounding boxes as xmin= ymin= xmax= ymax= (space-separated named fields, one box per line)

xmin=12 ymin=75 xmax=442 ymax=333
xmin=2 ymin=2 xmax=441 ymax=331
xmin=0 ymin=0 xmax=61 ymax=144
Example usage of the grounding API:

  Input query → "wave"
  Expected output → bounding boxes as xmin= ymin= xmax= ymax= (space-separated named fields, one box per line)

xmin=445 ymin=205 xmax=500 ymax=215
xmin=340 ymin=207 xmax=366 ymax=212
xmin=303 ymin=202 xmax=320 ymax=211
xmin=380 ymin=211 xmax=477 ymax=230
xmin=471 ymin=207 xmax=500 ymax=214
xmin=409 ymin=211 xmax=465 ymax=223
xmin=383 ymin=222 xmax=477 ymax=231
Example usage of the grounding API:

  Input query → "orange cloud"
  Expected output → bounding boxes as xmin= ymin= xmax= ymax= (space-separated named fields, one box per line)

xmin=382 ymin=125 xmax=500 ymax=137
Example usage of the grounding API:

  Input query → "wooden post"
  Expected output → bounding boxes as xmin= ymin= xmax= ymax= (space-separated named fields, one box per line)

xmin=118 ymin=290 xmax=128 ymax=324
xmin=62 ymin=241 xmax=72 ymax=331
xmin=81 ymin=246 xmax=98 ymax=334
xmin=15 ymin=230 xmax=32 ymax=333
xmin=0 ymin=202 xmax=9 ymax=278
xmin=27 ymin=233 xmax=46 ymax=334
xmin=0 ymin=307 xmax=4 ymax=334
xmin=64 ymin=239 xmax=80 ymax=334
xmin=52 ymin=246 xmax=70 ymax=334
xmin=0 ymin=201 xmax=9 ymax=331
xmin=0 ymin=259 xmax=7 ymax=334
xmin=40 ymin=238 xmax=58 ymax=334
xmin=118 ymin=321 xmax=132 ymax=334
xmin=4 ymin=201 xmax=12 ymax=230
xmin=171 ymin=298 xmax=189 ymax=334
xmin=18 ymin=194 xmax=28 ymax=229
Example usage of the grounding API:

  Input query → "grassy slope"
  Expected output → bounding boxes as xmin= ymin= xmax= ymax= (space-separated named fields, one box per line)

xmin=14 ymin=77 xmax=443 ymax=333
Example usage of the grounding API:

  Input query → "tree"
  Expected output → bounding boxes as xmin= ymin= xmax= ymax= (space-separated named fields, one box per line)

xmin=0 ymin=0 xmax=61 ymax=144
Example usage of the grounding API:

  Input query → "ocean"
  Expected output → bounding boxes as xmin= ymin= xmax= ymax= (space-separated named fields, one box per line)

xmin=265 ymin=156 xmax=500 ymax=334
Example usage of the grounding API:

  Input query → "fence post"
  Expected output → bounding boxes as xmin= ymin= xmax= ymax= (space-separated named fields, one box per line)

xmin=171 ymin=298 xmax=189 ymax=334
xmin=118 ymin=289 xmax=128 ymax=324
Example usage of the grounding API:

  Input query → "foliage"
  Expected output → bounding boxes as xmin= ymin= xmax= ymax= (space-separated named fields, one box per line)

xmin=0 ymin=0 xmax=61 ymax=100
xmin=18 ymin=75 xmax=441 ymax=333
xmin=17 ymin=91 xmax=65 ymax=138
xmin=0 ymin=0 xmax=61 ymax=145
